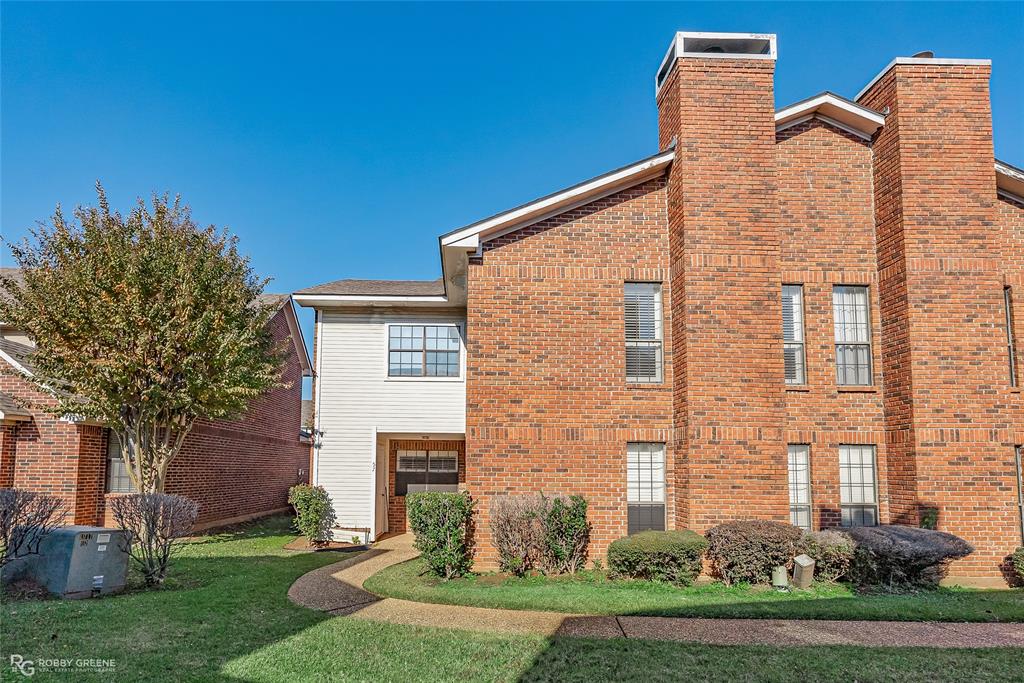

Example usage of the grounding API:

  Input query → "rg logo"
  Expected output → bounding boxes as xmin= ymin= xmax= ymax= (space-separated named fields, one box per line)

xmin=9 ymin=655 xmax=35 ymax=677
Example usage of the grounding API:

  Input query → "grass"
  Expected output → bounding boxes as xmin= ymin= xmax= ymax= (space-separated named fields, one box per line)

xmin=365 ymin=558 xmax=1024 ymax=623
xmin=0 ymin=516 xmax=1019 ymax=682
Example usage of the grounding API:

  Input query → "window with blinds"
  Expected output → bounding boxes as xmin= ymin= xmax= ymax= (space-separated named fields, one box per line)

xmin=388 ymin=325 xmax=461 ymax=377
xmin=625 ymin=283 xmax=663 ymax=383
xmin=839 ymin=444 xmax=878 ymax=527
xmin=395 ymin=449 xmax=459 ymax=495
xmin=833 ymin=286 xmax=872 ymax=386
xmin=627 ymin=442 xmax=666 ymax=533
xmin=788 ymin=444 xmax=812 ymax=530
xmin=1006 ymin=288 xmax=1018 ymax=387
xmin=105 ymin=435 xmax=136 ymax=494
xmin=782 ymin=285 xmax=806 ymax=385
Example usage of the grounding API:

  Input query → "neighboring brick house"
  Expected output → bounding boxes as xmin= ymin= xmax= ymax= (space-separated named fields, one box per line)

xmin=0 ymin=287 xmax=313 ymax=530
xmin=296 ymin=32 xmax=1024 ymax=584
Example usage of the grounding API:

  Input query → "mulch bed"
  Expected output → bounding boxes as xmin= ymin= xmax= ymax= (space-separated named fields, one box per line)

xmin=283 ymin=538 xmax=367 ymax=552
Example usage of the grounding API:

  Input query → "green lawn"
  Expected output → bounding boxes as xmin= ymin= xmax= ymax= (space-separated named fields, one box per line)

xmin=1 ymin=516 xmax=1020 ymax=682
xmin=365 ymin=557 xmax=1024 ymax=623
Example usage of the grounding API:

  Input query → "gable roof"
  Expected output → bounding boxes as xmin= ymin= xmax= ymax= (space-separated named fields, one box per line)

xmin=0 ymin=391 xmax=31 ymax=422
xmin=775 ymin=92 xmax=885 ymax=140
xmin=0 ymin=338 xmax=36 ymax=376
xmin=296 ymin=277 xmax=445 ymax=297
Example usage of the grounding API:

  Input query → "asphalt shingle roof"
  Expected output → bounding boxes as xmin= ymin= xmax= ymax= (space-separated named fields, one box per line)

xmin=295 ymin=278 xmax=445 ymax=297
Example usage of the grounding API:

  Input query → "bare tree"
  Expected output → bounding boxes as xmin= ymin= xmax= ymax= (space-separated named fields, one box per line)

xmin=109 ymin=493 xmax=198 ymax=585
xmin=0 ymin=488 xmax=65 ymax=568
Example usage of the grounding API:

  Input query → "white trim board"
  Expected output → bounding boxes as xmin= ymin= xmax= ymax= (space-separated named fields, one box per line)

xmin=440 ymin=150 xmax=675 ymax=249
xmin=775 ymin=93 xmax=885 ymax=140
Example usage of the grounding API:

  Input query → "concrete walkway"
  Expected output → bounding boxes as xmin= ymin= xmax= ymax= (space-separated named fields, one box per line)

xmin=287 ymin=533 xmax=1024 ymax=647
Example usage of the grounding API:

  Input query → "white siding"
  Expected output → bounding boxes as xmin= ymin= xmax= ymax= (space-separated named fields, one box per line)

xmin=315 ymin=309 xmax=466 ymax=530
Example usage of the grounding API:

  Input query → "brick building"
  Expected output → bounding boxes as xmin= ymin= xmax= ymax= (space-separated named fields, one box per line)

xmin=0 ymin=290 xmax=313 ymax=530
xmin=296 ymin=32 xmax=1024 ymax=584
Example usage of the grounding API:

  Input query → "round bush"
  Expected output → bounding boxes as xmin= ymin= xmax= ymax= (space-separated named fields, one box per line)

xmin=800 ymin=530 xmax=856 ymax=583
xmin=705 ymin=520 xmax=803 ymax=585
xmin=1011 ymin=547 xmax=1024 ymax=586
xmin=607 ymin=530 xmax=707 ymax=586
xmin=407 ymin=491 xmax=475 ymax=580
xmin=288 ymin=484 xmax=337 ymax=546
xmin=846 ymin=525 xmax=973 ymax=588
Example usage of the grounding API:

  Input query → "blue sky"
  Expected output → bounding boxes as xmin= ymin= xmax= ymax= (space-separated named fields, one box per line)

xmin=3 ymin=1 xmax=1023 ymax=369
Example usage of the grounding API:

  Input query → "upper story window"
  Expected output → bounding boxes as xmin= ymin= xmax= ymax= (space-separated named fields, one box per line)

xmin=833 ymin=285 xmax=872 ymax=386
xmin=782 ymin=285 xmax=806 ymax=385
xmin=1006 ymin=287 xmax=1018 ymax=388
xmin=106 ymin=435 xmax=136 ymax=494
xmin=625 ymin=283 xmax=663 ymax=383
xmin=388 ymin=325 xmax=460 ymax=378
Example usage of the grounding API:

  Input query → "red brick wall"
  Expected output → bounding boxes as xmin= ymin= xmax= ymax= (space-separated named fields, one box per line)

xmin=0 ymin=371 xmax=91 ymax=522
xmin=466 ymin=178 xmax=674 ymax=567
xmin=387 ymin=439 xmax=466 ymax=534
xmin=776 ymin=118 xmax=890 ymax=530
xmin=460 ymin=57 xmax=1020 ymax=581
xmin=658 ymin=56 xmax=788 ymax=530
xmin=861 ymin=63 xmax=1022 ymax=577
xmin=2 ymin=304 xmax=309 ymax=530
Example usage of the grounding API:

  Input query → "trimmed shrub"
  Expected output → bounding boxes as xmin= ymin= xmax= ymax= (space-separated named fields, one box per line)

xmin=109 ymin=493 xmax=199 ymax=586
xmin=607 ymin=530 xmax=707 ymax=586
xmin=288 ymin=484 xmax=337 ymax=546
xmin=407 ymin=492 xmax=474 ymax=580
xmin=847 ymin=525 xmax=973 ymax=588
xmin=705 ymin=520 xmax=803 ymax=585
xmin=539 ymin=495 xmax=590 ymax=575
xmin=490 ymin=494 xmax=543 ymax=576
xmin=799 ymin=530 xmax=856 ymax=583
xmin=1011 ymin=547 xmax=1024 ymax=585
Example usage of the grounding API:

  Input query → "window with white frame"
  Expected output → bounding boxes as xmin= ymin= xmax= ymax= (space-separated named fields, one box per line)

xmin=839 ymin=444 xmax=878 ymax=527
xmin=782 ymin=285 xmax=807 ymax=384
xmin=1015 ymin=446 xmax=1023 ymax=545
xmin=625 ymin=283 xmax=663 ymax=383
xmin=396 ymin=450 xmax=428 ymax=472
xmin=627 ymin=442 xmax=665 ymax=533
xmin=788 ymin=444 xmax=812 ymax=530
xmin=106 ymin=435 xmax=136 ymax=493
xmin=388 ymin=325 xmax=460 ymax=378
xmin=833 ymin=286 xmax=872 ymax=386
xmin=1006 ymin=287 xmax=1018 ymax=387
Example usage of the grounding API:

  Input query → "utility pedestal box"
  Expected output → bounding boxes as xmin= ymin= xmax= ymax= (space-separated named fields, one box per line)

xmin=17 ymin=526 xmax=129 ymax=599
xmin=792 ymin=554 xmax=815 ymax=589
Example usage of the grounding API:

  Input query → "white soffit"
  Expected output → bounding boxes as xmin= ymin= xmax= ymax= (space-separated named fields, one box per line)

xmin=775 ymin=92 xmax=885 ymax=140
xmin=440 ymin=149 xmax=676 ymax=248
xmin=996 ymin=160 xmax=1024 ymax=202
xmin=855 ymin=57 xmax=992 ymax=102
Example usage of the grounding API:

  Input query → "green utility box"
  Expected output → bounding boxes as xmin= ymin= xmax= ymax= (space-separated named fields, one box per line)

xmin=14 ymin=526 xmax=130 ymax=599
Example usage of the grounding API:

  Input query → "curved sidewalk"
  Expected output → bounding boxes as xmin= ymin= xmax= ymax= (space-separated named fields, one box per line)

xmin=288 ymin=533 xmax=1024 ymax=647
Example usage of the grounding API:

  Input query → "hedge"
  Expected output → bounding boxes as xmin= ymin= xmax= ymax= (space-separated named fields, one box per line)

xmin=607 ymin=530 xmax=707 ymax=586
xmin=407 ymin=491 xmax=474 ymax=579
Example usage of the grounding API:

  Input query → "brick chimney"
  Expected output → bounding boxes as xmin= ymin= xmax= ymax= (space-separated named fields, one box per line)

xmin=656 ymin=32 xmax=788 ymax=530
xmin=858 ymin=56 xmax=1016 ymax=575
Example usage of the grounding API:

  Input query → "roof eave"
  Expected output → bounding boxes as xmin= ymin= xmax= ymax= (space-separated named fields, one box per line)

xmin=439 ymin=149 xmax=676 ymax=248
xmin=996 ymin=160 xmax=1024 ymax=202
xmin=775 ymin=92 xmax=885 ymax=140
